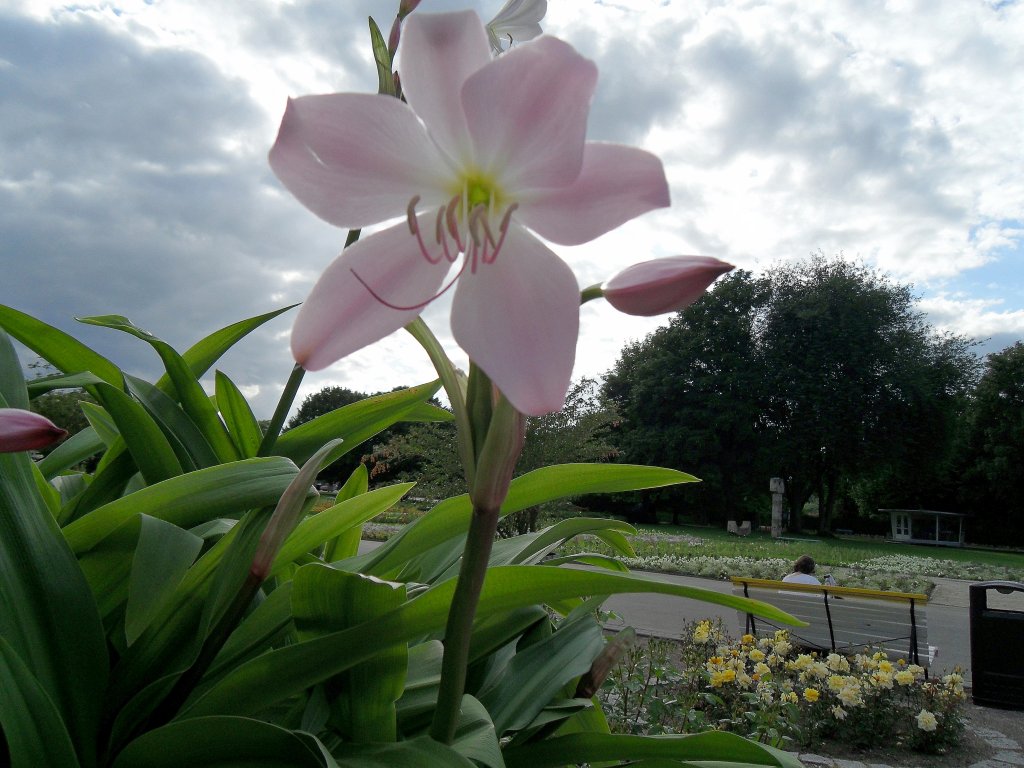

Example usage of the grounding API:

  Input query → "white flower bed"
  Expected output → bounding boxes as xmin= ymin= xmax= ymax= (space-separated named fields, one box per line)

xmin=847 ymin=555 xmax=1024 ymax=582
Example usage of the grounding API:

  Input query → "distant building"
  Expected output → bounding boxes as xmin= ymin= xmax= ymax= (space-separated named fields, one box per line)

xmin=882 ymin=508 xmax=966 ymax=547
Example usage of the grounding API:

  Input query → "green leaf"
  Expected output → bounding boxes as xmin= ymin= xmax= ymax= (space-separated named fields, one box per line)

xmin=450 ymin=696 xmax=504 ymax=768
xmin=80 ymin=400 xmax=120 ymax=447
xmin=332 ymin=737 xmax=477 ymax=767
xmin=125 ymin=517 xmax=204 ymax=645
xmin=479 ymin=614 xmax=604 ymax=735
xmin=270 ymin=483 xmax=414 ymax=577
xmin=364 ymin=464 xmax=693 ymax=578
xmin=499 ymin=518 xmax=639 ymax=566
xmin=111 ymin=716 xmax=329 ymax=767
xmin=275 ymin=381 xmax=443 ymax=467
xmin=93 ymin=382 xmax=184 ymax=484
xmin=26 ymin=370 xmax=107 ymax=398
xmin=0 ymin=327 xmax=30 ymax=409
xmin=156 ymin=305 xmax=296 ymax=392
xmin=0 ymin=395 xmax=108 ymax=763
xmin=368 ymin=16 xmax=396 ymax=97
xmin=323 ymin=464 xmax=370 ymax=561
xmin=179 ymin=565 xmax=798 ymax=720
xmin=0 ymin=636 xmax=80 ymax=768
xmin=293 ymin=566 xmax=407 ymax=742
xmin=78 ymin=315 xmax=240 ymax=463
xmin=215 ymin=371 xmax=263 ymax=459
xmin=0 ymin=304 xmax=122 ymax=386
xmin=63 ymin=456 xmax=300 ymax=555
xmin=502 ymin=731 xmax=804 ymax=768
xmin=124 ymin=375 xmax=215 ymax=470
xmin=37 ymin=426 xmax=104 ymax=481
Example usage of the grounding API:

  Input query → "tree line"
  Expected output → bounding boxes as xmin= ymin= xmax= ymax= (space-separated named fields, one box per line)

xmin=603 ymin=254 xmax=1022 ymax=545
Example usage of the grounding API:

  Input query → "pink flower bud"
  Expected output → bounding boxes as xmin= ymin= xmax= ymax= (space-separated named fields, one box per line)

xmin=601 ymin=256 xmax=734 ymax=316
xmin=398 ymin=0 xmax=421 ymax=19
xmin=388 ymin=16 xmax=401 ymax=55
xmin=0 ymin=408 xmax=67 ymax=453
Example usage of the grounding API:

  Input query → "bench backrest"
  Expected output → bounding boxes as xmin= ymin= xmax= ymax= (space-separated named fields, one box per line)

xmin=731 ymin=577 xmax=929 ymax=666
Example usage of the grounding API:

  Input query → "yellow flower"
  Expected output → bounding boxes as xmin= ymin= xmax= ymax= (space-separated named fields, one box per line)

xmin=803 ymin=688 xmax=820 ymax=702
xmin=741 ymin=634 xmax=755 ymax=645
xmin=749 ymin=649 xmax=766 ymax=662
xmin=785 ymin=691 xmax=799 ymax=704
xmin=895 ymin=670 xmax=916 ymax=686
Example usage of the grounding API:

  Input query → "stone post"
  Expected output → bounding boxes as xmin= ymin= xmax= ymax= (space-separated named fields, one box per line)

xmin=770 ymin=477 xmax=785 ymax=539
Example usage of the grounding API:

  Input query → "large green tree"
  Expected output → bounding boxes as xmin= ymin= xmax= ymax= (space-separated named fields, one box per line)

xmin=956 ymin=342 xmax=1024 ymax=544
xmin=759 ymin=256 xmax=978 ymax=531
xmin=604 ymin=255 xmax=979 ymax=533
xmin=603 ymin=270 xmax=769 ymax=524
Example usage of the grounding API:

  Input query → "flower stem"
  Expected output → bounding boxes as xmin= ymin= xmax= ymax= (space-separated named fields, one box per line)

xmin=257 ymin=363 xmax=305 ymax=456
xmin=429 ymin=394 xmax=525 ymax=743
xmin=429 ymin=500 xmax=500 ymax=743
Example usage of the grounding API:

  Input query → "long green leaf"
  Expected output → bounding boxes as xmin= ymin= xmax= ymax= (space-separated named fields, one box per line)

xmin=332 ymin=737 xmax=476 ymax=767
xmin=93 ymin=382 xmax=184 ymax=484
xmin=293 ymin=567 xmax=407 ymax=742
xmin=0 ymin=390 xmax=108 ymax=765
xmin=179 ymin=565 xmax=799 ymax=720
xmin=323 ymin=464 xmax=370 ymax=561
xmin=275 ymin=381 xmax=442 ymax=466
xmin=125 ymin=517 xmax=204 ymax=645
xmin=215 ymin=371 xmax=264 ymax=459
xmin=78 ymin=315 xmax=240 ymax=463
xmin=0 ymin=327 xmax=30 ymax=410
xmin=124 ymin=375 xmax=215 ymax=470
xmin=270 ymin=483 xmax=414 ymax=577
xmin=0 ymin=304 xmax=122 ymax=385
xmin=156 ymin=305 xmax=296 ymax=391
xmin=363 ymin=464 xmax=694 ymax=578
xmin=37 ymin=426 xmax=104 ymax=481
xmin=111 ymin=716 xmax=328 ymax=767
xmin=63 ymin=457 xmax=299 ymax=554
xmin=479 ymin=614 xmax=604 ymax=735
xmin=0 ymin=636 xmax=80 ymax=768
xmin=503 ymin=731 xmax=803 ymax=768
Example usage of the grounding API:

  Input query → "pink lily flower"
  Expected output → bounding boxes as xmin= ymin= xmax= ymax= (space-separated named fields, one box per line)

xmin=270 ymin=11 xmax=669 ymax=416
xmin=601 ymin=256 xmax=734 ymax=316
xmin=0 ymin=408 xmax=67 ymax=453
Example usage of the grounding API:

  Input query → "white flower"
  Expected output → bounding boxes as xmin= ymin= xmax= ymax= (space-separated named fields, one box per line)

xmin=916 ymin=709 xmax=938 ymax=732
xmin=486 ymin=0 xmax=547 ymax=54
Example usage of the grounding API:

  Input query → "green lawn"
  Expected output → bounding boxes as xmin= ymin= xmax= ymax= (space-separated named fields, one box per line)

xmin=628 ymin=521 xmax=1024 ymax=569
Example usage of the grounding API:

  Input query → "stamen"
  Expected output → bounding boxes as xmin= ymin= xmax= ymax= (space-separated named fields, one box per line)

xmin=482 ymin=204 xmax=518 ymax=265
xmin=350 ymin=258 xmax=468 ymax=311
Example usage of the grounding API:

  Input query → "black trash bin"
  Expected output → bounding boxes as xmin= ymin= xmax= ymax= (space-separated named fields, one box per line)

xmin=970 ymin=580 xmax=1024 ymax=709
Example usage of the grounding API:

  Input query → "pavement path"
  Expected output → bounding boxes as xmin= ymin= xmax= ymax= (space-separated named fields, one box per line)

xmin=598 ymin=570 xmax=976 ymax=679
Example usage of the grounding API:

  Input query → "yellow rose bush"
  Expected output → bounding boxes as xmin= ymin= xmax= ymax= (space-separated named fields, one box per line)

xmin=599 ymin=621 xmax=967 ymax=756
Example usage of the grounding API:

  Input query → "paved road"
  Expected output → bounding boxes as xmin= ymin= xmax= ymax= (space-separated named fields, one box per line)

xmin=357 ymin=540 xmax=989 ymax=681
xmin=598 ymin=570 xmax=974 ymax=679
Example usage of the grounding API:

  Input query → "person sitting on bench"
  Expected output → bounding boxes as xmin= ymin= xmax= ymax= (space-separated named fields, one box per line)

xmin=782 ymin=555 xmax=821 ymax=585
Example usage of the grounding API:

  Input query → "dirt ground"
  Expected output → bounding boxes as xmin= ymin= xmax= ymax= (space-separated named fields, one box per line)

xmin=819 ymin=694 xmax=1023 ymax=767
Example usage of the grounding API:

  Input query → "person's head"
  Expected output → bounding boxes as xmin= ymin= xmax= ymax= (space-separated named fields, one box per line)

xmin=793 ymin=555 xmax=815 ymax=575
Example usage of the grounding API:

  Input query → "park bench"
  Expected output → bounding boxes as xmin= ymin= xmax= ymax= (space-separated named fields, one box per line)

xmin=730 ymin=577 xmax=935 ymax=668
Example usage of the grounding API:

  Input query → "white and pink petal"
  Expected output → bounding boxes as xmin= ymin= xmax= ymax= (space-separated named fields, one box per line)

xmin=269 ymin=94 xmax=452 ymax=228
xmin=400 ymin=11 xmax=492 ymax=168
xmin=450 ymin=224 xmax=578 ymax=416
xmin=291 ymin=219 xmax=453 ymax=371
xmin=461 ymin=36 xmax=596 ymax=191
xmin=516 ymin=142 xmax=670 ymax=246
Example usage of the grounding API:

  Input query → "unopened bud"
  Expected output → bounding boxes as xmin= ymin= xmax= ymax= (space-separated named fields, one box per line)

xmin=601 ymin=256 xmax=734 ymax=316
xmin=0 ymin=408 xmax=67 ymax=453
xmin=388 ymin=16 xmax=401 ymax=56
xmin=398 ymin=0 xmax=421 ymax=19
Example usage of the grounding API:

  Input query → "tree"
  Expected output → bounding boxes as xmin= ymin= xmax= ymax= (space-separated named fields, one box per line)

xmin=956 ymin=342 xmax=1024 ymax=544
xmin=603 ymin=271 xmax=769 ymax=525
xmin=288 ymin=386 xmax=373 ymax=485
xmin=759 ymin=255 xmax=978 ymax=531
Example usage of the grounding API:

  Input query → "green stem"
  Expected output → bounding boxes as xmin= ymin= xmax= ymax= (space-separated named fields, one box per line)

xmin=429 ymin=394 xmax=525 ymax=743
xmin=429 ymin=501 xmax=499 ymax=744
xmin=257 ymin=363 xmax=305 ymax=456
xmin=580 ymin=283 xmax=604 ymax=305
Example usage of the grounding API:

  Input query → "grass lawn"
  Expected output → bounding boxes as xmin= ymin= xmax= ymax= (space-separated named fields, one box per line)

xmin=629 ymin=521 xmax=1024 ymax=569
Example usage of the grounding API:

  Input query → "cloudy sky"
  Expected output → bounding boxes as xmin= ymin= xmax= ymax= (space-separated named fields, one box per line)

xmin=2 ymin=0 xmax=1022 ymax=418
